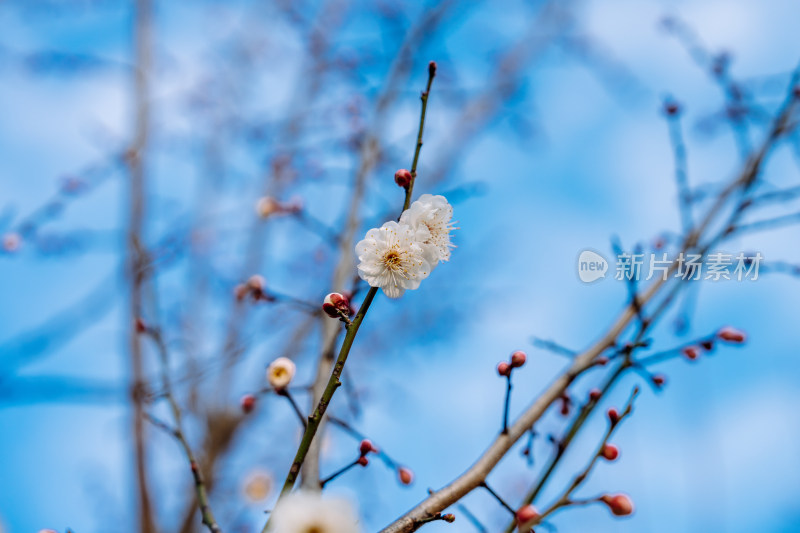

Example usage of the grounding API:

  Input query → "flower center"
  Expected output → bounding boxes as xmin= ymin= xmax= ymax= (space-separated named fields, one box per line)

xmin=384 ymin=250 xmax=401 ymax=268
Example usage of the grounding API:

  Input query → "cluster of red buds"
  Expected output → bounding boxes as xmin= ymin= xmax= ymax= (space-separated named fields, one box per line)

xmin=234 ymin=275 xmax=273 ymax=303
xmin=357 ymin=439 xmax=378 ymax=467
xmin=682 ymin=326 xmax=746 ymax=362
xmin=497 ymin=350 xmax=527 ymax=377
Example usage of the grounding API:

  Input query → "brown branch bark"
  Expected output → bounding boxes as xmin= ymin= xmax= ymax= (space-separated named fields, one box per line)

xmin=378 ymin=63 xmax=800 ymax=533
xmin=126 ymin=0 xmax=155 ymax=532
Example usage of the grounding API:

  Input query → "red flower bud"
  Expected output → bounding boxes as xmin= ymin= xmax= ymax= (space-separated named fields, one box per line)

xmin=600 ymin=443 xmax=619 ymax=461
xmin=323 ymin=292 xmax=351 ymax=318
xmin=700 ymin=340 xmax=715 ymax=351
xmin=394 ymin=169 xmax=412 ymax=188
xmin=651 ymin=374 xmax=666 ymax=388
xmin=601 ymin=493 xmax=634 ymax=516
xmin=596 ymin=356 xmax=609 ymax=366
xmin=356 ymin=456 xmax=369 ymax=467
xmin=510 ymin=350 xmax=527 ymax=368
xmin=682 ymin=345 xmax=700 ymax=360
xmin=589 ymin=388 xmax=602 ymax=401
xmin=359 ymin=439 xmax=376 ymax=456
xmin=497 ymin=361 xmax=511 ymax=377
xmin=428 ymin=61 xmax=437 ymax=78
xmin=515 ymin=504 xmax=540 ymax=529
xmin=398 ymin=466 xmax=414 ymax=485
xmin=240 ymin=394 xmax=256 ymax=414
xmin=607 ymin=408 xmax=620 ymax=424
xmin=717 ymin=326 xmax=746 ymax=344
xmin=135 ymin=318 xmax=147 ymax=334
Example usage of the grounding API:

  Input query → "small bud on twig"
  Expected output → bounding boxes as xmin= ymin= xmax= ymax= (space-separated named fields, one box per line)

xmin=600 ymin=493 xmax=634 ymax=516
xmin=323 ymin=292 xmax=352 ymax=319
xmin=398 ymin=466 xmax=414 ymax=486
xmin=510 ymin=350 xmax=527 ymax=368
xmin=600 ymin=443 xmax=619 ymax=461
xmin=589 ymin=388 xmax=602 ymax=401
xmin=394 ymin=169 xmax=412 ymax=188
xmin=717 ymin=326 xmax=746 ymax=344
xmin=241 ymin=394 xmax=256 ymax=414
xmin=256 ymin=196 xmax=280 ymax=218
xmin=356 ymin=456 xmax=369 ymax=467
xmin=516 ymin=504 xmax=540 ymax=530
xmin=359 ymin=439 xmax=377 ymax=456
xmin=497 ymin=361 xmax=511 ymax=377
xmin=607 ymin=408 xmax=620 ymax=425
xmin=682 ymin=345 xmax=700 ymax=361
xmin=428 ymin=61 xmax=437 ymax=79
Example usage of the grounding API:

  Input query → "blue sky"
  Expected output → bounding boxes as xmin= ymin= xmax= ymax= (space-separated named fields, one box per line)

xmin=1 ymin=0 xmax=800 ymax=532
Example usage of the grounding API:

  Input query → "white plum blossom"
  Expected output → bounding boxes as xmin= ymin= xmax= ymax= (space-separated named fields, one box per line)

xmin=266 ymin=491 xmax=361 ymax=533
xmin=399 ymin=194 xmax=455 ymax=266
xmin=266 ymin=357 xmax=296 ymax=389
xmin=355 ymin=221 xmax=431 ymax=298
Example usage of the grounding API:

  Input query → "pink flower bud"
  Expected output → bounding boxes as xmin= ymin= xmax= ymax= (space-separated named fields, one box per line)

xmin=589 ymin=388 xmax=602 ymax=401
xmin=607 ymin=408 xmax=620 ymax=424
xmin=247 ymin=275 xmax=265 ymax=291
xmin=234 ymin=284 xmax=249 ymax=301
xmin=394 ymin=169 xmax=412 ymax=188
xmin=241 ymin=394 xmax=256 ymax=414
xmin=601 ymin=493 xmax=634 ymax=516
xmin=682 ymin=346 xmax=700 ymax=360
xmin=600 ymin=444 xmax=619 ymax=461
xmin=497 ymin=361 xmax=511 ymax=377
xmin=398 ymin=466 xmax=414 ymax=485
xmin=356 ymin=456 xmax=369 ymax=467
xmin=515 ymin=504 xmax=540 ymax=530
xmin=323 ymin=292 xmax=351 ymax=318
xmin=256 ymin=196 xmax=280 ymax=218
xmin=3 ymin=232 xmax=21 ymax=253
xmin=510 ymin=350 xmax=527 ymax=368
xmin=717 ymin=326 xmax=746 ymax=344
xmin=359 ymin=439 xmax=376 ymax=456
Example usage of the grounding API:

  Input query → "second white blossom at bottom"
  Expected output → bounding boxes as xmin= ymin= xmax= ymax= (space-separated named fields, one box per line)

xmin=355 ymin=221 xmax=431 ymax=298
xmin=266 ymin=491 xmax=361 ymax=533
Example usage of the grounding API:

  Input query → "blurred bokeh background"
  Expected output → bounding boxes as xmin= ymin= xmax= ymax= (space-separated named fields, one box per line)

xmin=1 ymin=0 xmax=799 ymax=532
